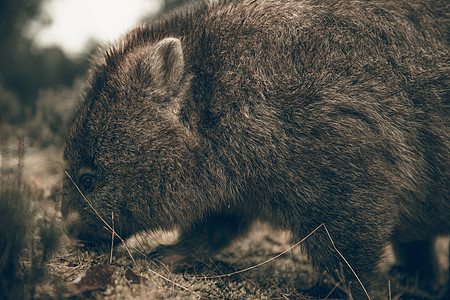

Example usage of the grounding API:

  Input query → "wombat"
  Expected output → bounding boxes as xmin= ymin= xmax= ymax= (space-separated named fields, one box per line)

xmin=62 ymin=0 xmax=449 ymax=298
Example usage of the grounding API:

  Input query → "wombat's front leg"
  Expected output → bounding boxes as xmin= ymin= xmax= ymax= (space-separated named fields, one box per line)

xmin=390 ymin=238 xmax=440 ymax=292
xmin=301 ymin=224 xmax=389 ymax=299
xmin=151 ymin=213 xmax=251 ymax=269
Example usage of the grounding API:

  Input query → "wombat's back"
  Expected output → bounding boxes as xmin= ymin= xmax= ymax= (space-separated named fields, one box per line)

xmin=82 ymin=0 xmax=449 ymax=235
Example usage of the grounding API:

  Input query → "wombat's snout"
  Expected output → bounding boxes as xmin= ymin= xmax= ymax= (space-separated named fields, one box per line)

xmin=60 ymin=195 xmax=72 ymax=220
xmin=62 ymin=210 xmax=113 ymax=245
xmin=60 ymin=188 xmax=112 ymax=245
xmin=61 ymin=211 xmax=81 ymax=238
xmin=61 ymin=171 xmax=104 ymax=242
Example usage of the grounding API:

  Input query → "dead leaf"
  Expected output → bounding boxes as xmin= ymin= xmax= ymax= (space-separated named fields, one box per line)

xmin=65 ymin=264 xmax=116 ymax=296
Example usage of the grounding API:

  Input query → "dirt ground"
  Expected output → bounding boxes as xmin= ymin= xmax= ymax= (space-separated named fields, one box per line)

xmin=11 ymin=145 xmax=449 ymax=299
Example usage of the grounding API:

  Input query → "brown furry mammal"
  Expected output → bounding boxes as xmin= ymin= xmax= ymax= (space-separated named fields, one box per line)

xmin=62 ymin=0 xmax=449 ymax=298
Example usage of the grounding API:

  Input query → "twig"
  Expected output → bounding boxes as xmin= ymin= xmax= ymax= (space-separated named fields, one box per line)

xmin=322 ymin=224 xmax=371 ymax=300
xmin=388 ymin=280 xmax=391 ymax=300
xmin=204 ymin=223 xmax=324 ymax=279
xmin=110 ymin=212 xmax=114 ymax=264
xmin=323 ymin=278 xmax=343 ymax=300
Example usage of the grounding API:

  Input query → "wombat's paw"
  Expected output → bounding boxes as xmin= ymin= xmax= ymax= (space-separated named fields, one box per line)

xmin=389 ymin=265 xmax=419 ymax=286
xmin=149 ymin=245 xmax=208 ymax=272
xmin=389 ymin=265 xmax=441 ymax=298
xmin=149 ymin=245 xmax=190 ymax=266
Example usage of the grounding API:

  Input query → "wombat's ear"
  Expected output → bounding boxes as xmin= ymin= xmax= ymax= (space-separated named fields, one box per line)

xmin=143 ymin=37 xmax=185 ymax=91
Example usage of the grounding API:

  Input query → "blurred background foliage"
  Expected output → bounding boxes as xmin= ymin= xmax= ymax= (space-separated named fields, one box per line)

xmin=0 ymin=0 xmax=88 ymax=124
xmin=0 ymin=0 xmax=198 ymax=147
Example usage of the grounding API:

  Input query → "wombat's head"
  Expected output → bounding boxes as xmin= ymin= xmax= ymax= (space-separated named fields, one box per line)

xmin=62 ymin=36 xmax=197 ymax=244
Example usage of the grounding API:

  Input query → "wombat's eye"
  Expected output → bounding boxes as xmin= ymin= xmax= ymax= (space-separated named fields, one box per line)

xmin=80 ymin=174 xmax=95 ymax=192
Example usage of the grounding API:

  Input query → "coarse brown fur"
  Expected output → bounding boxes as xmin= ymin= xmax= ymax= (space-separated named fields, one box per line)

xmin=62 ymin=0 xmax=449 ymax=298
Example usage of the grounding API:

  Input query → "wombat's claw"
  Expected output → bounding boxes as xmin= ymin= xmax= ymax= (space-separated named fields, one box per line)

xmin=148 ymin=249 xmax=162 ymax=260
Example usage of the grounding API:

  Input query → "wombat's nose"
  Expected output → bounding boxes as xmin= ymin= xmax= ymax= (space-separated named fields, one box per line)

xmin=61 ymin=211 xmax=81 ymax=238
xmin=60 ymin=197 xmax=77 ymax=219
